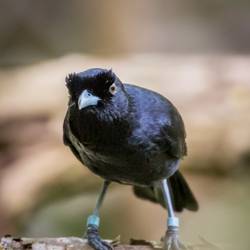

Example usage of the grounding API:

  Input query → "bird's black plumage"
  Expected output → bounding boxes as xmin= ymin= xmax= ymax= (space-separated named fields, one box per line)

xmin=63 ymin=68 xmax=198 ymax=211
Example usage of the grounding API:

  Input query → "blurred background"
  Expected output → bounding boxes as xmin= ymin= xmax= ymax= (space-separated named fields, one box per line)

xmin=0 ymin=1 xmax=250 ymax=249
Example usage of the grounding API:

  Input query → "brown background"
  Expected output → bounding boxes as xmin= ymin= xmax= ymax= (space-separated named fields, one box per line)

xmin=0 ymin=1 xmax=250 ymax=250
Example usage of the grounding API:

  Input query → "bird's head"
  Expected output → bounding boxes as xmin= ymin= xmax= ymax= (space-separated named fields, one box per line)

xmin=65 ymin=68 xmax=124 ymax=110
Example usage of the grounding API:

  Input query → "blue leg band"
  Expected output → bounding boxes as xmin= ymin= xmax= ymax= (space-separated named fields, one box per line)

xmin=87 ymin=214 xmax=100 ymax=228
xmin=167 ymin=217 xmax=179 ymax=227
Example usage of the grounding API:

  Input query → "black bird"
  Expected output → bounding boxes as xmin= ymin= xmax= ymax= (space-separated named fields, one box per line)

xmin=63 ymin=68 xmax=198 ymax=250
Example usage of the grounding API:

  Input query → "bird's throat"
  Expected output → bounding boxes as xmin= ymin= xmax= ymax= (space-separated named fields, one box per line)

xmin=69 ymin=104 xmax=130 ymax=149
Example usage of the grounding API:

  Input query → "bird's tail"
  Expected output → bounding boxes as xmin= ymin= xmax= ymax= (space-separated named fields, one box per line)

xmin=133 ymin=171 xmax=198 ymax=212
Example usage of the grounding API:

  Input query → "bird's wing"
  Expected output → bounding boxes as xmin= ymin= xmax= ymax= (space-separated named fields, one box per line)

xmin=160 ymin=109 xmax=187 ymax=159
xmin=124 ymin=83 xmax=187 ymax=159
xmin=63 ymin=110 xmax=83 ymax=163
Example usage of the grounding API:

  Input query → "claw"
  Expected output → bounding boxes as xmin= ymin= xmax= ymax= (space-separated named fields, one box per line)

xmin=86 ymin=225 xmax=113 ymax=250
xmin=164 ymin=227 xmax=187 ymax=250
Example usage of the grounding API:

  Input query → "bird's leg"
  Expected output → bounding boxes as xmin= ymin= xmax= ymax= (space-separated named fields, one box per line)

xmin=85 ymin=180 xmax=112 ymax=250
xmin=161 ymin=179 xmax=186 ymax=250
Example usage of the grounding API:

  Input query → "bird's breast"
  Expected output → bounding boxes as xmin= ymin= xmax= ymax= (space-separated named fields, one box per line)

xmin=66 ymin=107 xmax=177 ymax=186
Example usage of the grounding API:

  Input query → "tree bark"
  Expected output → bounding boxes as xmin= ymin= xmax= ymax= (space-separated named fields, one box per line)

xmin=0 ymin=236 xmax=156 ymax=250
xmin=0 ymin=236 xmax=223 ymax=250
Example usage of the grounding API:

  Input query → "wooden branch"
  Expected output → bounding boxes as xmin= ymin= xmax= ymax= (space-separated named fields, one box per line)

xmin=0 ymin=236 xmax=156 ymax=250
xmin=0 ymin=236 xmax=224 ymax=250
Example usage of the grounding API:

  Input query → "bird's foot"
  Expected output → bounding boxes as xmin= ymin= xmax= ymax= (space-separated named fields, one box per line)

xmin=86 ymin=224 xmax=113 ymax=250
xmin=163 ymin=227 xmax=186 ymax=250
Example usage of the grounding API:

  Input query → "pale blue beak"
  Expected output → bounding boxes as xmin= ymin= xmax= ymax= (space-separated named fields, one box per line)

xmin=78 ymin=90 xmax=101 ymax=110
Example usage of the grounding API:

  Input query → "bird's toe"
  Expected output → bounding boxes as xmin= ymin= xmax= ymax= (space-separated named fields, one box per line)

xmin=86 ymin=225 xmax=113 ymax=250
xmin=164 ymin=228 xmax=187 ymax=250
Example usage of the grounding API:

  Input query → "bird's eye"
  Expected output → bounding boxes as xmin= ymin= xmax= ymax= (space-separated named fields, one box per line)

xmin=109 ymin=83 xmax=117 ymax=95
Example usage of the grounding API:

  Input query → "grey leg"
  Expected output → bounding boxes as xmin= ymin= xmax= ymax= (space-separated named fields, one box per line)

xmin=161 ymin=179 xmax=186 ymax=250
xmin=86 ymin=180 xmax=112 ymax=250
